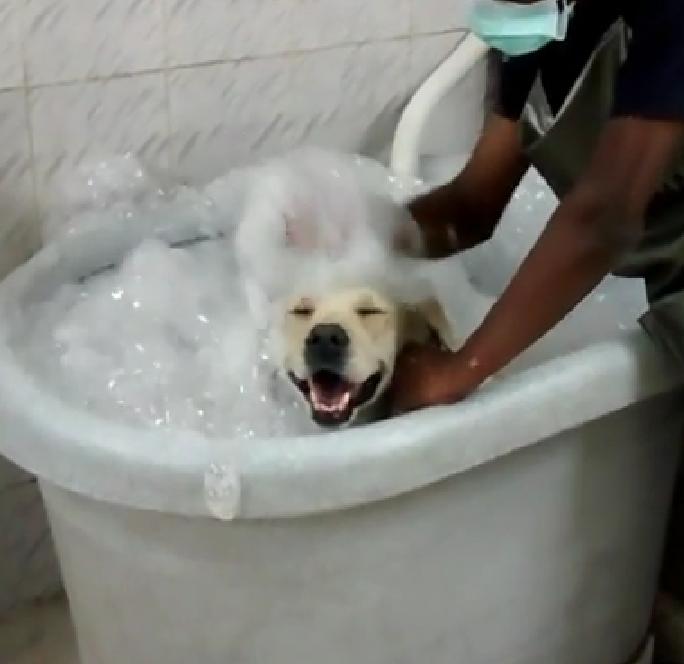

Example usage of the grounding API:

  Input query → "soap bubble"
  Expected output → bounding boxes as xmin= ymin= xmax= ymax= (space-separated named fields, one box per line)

xmin=9 ymin=148 xmax=648 ymax=440
xmin=17 ymin=236 xmax=316 ymax=438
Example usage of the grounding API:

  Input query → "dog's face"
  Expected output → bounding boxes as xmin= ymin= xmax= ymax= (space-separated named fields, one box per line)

xmin=278 ymin=287 xmax=453 ymax=428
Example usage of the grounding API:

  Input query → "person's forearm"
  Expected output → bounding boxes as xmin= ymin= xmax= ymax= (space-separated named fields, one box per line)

xmin=458 ymin=117 xmax=684 ymax=385
xmin=457 ymin=189 xmax=641 ymax=384
xmin=391 ymin=119 xmax=682 ymax=413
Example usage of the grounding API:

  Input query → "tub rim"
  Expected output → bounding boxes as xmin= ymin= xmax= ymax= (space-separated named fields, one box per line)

xmin=0 ymin=226 xmax=682 ymax=520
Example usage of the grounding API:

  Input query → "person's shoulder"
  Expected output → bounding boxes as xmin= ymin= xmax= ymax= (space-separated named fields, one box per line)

xmin=614 ymin=0 xmax=684 ymax=121
xmin=623 ymin=0 xmax=684 ymax=33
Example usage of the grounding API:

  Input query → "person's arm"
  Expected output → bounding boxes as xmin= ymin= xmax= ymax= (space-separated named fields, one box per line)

xmin=409 ymin=113 xmax=530 ymax=258
xmin=392 ymin=117 xmax=684 ymax=412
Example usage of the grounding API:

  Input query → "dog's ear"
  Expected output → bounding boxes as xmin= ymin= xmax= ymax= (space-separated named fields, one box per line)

xmin=400 ymin=298 xmax=459 ymax=351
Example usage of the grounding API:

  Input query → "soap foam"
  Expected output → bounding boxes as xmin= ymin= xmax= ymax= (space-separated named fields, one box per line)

xmin=10 ymin=149 xmax=648 ymax=439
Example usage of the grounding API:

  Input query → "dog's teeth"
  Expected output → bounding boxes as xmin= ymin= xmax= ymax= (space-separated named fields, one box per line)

xmin=311 ymin=388 xmax=351 ymax=413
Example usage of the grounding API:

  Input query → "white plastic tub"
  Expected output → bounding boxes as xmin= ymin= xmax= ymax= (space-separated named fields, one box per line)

xmin=0 ymin=198 xmax=683 ymax=664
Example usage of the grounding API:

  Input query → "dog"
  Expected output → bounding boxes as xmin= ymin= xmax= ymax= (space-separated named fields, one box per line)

xmin=277 ymin=286 xmax=458 ymax=428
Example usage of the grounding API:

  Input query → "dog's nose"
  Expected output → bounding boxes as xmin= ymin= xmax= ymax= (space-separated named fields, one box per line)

xmin=305 ymin=324 xmax=349 ymax=368
xmin=308 ymin=324 xmax=349 ymax=349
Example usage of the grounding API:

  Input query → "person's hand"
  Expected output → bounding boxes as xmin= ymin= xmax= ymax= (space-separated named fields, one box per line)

xmin=392 ymin=211 xmax=425 ymax=257
xmin=390 ymin=343 xmax=484 ymax=415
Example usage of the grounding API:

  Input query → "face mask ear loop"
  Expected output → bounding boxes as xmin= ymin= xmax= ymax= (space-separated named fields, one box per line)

xmin=557 ymin=0 xmax=574 ymax=39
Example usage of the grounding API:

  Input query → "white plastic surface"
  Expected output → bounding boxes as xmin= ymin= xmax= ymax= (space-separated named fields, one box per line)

xmin=6 ymin=150 xmax=651 ymax=447
xmin=391 ymin=32 xmax=490 ymax=177
xmin=0 ymin=154 xmax=682 ymax=662
xmin=42 ymin=396 xmax=681 ymax=664
xmin=0 ymin=190 xmax=670 ymax=519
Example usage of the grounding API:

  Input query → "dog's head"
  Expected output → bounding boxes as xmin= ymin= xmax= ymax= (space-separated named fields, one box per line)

xmin=278 ymin=286 xmax=454 ymax=428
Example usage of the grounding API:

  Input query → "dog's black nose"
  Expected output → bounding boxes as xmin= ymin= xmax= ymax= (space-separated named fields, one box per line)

xmin=305 ymin=324 xmax=349 ymax=369
xmin=308 ymin=324 xmax=349 ymax=349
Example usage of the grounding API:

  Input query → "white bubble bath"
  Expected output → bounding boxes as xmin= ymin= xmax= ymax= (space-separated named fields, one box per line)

xmin=0 ymin=149 xmax=681 ymax=664
xmin=6 ymin=149 xmax=649 ymax=440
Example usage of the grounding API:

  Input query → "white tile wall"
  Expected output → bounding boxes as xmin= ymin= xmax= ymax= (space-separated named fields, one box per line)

xmin=30 ymin=74 xmax=169 ymax=200
xmin=0 ymin=0 xmax=483 ymax=614
xmin=0 ymin=91 xmax=38 ymax=277
xmin=169 ymin=57 xmax=292 ymax=180
xmin=412 ymin=0 xmax=471 ymax=34
xmin=0 ymin=1 xmax=24 ymax=89
xmin=22 ymin=0 xmax=165 ymax=85
xmin=165 ymin=0 xmax=294 ymax=66
xmin=0 ymin=0 xmax=482 ymax=240
xmin=291 ymin=0 xmax=411 ymax=50
xmin=410 ymin=31 xmax=466 ymax=89
xmin=288 ymin=46 xmax=355 ymax=142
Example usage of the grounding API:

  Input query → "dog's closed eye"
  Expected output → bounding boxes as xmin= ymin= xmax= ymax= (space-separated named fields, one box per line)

xmin=290 ymin=305 xmax=314 ymax=317
xmin=289 ymin=298 xmax=315 ymax=317
xmin=356 ymin=306 xmax=386 ymax=317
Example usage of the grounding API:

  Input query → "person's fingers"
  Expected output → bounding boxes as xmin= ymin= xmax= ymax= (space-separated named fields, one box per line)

xmin=394 ymin=220 xmax=424 ymax=257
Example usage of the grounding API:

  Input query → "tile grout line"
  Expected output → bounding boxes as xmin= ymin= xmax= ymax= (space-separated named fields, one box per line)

xmin=16 ymin=1 xmax=41 ymax=246
xmin=408 ymin=0 xmax=416 ymax=35
xmin=159 ymin=0 xmax=173 ymax=172
xmin=0 ymin=28 xmax=466 ymax=95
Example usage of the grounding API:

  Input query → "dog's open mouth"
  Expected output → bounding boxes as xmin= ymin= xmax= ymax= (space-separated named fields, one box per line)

xmin=289 ymin=369 xmax=384 ymax=427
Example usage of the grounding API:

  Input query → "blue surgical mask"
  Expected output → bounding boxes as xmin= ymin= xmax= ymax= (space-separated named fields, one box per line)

xmin=470 ymin=0 xmax=575 ymax=57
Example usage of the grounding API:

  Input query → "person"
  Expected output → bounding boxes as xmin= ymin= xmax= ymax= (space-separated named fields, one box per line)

xmin=392 ymin=0 xmax=684 ymax=661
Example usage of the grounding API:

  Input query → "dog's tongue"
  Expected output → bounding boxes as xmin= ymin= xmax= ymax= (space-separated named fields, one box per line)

xmin=309 ymin=373 xmax=353 ymax=412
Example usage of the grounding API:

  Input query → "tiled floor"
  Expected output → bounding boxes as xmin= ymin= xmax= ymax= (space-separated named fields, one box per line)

xmin=0 ymin=596 xmax=78 ymax=664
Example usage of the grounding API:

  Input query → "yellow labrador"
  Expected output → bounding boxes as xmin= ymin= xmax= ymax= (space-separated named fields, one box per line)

xmin=277 ymin=287 xmax=458 ymax=427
